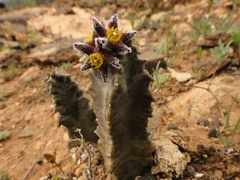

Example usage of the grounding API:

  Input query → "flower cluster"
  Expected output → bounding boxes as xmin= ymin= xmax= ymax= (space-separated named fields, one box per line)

xmin=73 ymin=14 xmax=137 ymax=82
xmin=216 ymin=125 xmax=232 ymax=136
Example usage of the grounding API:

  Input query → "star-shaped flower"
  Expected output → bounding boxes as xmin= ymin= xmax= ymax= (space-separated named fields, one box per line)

xmin=73 ymin=14 xmax=137 ymax=82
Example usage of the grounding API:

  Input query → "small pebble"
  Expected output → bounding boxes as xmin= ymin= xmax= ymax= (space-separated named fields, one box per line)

xmin=68 ymin=139 xmax=81 ymax=149
xmin=0 ymin=103 xmax=6 ymax=110
xmin=167 ymin=123 xmax=178 ymax=130
xmin=196 ymin=118 xmax=209 ymax=126
xmin=195 ymin=173 xmax=204 ymax=178
xmin=208 ymin=119 xmax=221 ymax=138
xmin=36 ymin=155 xmax=44 ymax=165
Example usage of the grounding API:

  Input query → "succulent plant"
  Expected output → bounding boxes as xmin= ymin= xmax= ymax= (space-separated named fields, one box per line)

xmin=47 ymin=14 xmax=154 ymax=179
xmin=46 ymin=71 xmax=98 ymax=144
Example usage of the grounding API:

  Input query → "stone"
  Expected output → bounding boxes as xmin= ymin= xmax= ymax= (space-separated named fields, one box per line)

xmin=77 ymin=176 xmax=84 ymax=180
xmin=0 ymin=103 xmax=6 ymax=110
xmin=186 ymin=165 xmax=196 ymax=177
xmin=18 ymin=124 xmax=40 ymax=138
xmin=195 ymin=173 xmax=204 ymax=178
xmin=162 ymin=131 xmax=188 ymax=150
xmin=9 ymin=23 xmax=27 ymax=34
xmin=167 ymin=67 xmax=193 ymax=82
xmin=172 ymin=22 xmax=192 ymax=39
xmin=100 ymin=6 xmax=115 ymax=19
xmin=150 ymin=20 xmax=160 ymax=30
xmin=116 ymin=0 xmax=131 ymax=7
xmin=152 ymin=138 xmax=187 ymax=178
xmin=117 ymin=8 xmax=128 ymax=18
xmin=134 ymin=15 xmax=147 ymax=30
xmin=0 ymin=49 xmax=16 ymax=62
xmin=15 ymin=33 xmax=28 ymax=43
xmin=230 ymin=59 xmax=240 ymax=68
xmin=212 ymin=170 xmax=223 ymax=179
xmin=196 ymin=30 xmax=230 ymax=47
xmin=36 ymin=155 xmax=44 ymax=165
xmin=76 ymin=163 xmax=87 ymax=176
xmin=183 ymin=152 xmax=191 ymax=163
xmin=137 ymin=169 xmax=155 ymax=180
xmin=19 ymin=66 xmax=41 ymax=81
xmin=196 ymin=118 xmax=210 ymax=126
xmin=39 ymin=175 xmax=49 ymax=180
xmin=53 ymin=7 xmax=75 ymax=15
xmin=1 ymin=21 xmax=27 ymax=40
xmin=27 ymin=38 xmax=81 ymax=64
xmin=0 ymin=39 xmax=19 ymax=49
xmin=222 ymin=1 xmax=234 ymax=9
xmin=167 ymin=74 xmax=240 ymax=123
xmin=226 ymin=162 xmax=240 ymax=175
xmin=192 ymin=59 xmax=232 ymax=80
xmin=67 ymin=139 xmax=81 ymax=149
xmin=170 ymin=15 xmax=181 ymax=22
xmin=138 ymin=9 xmax=152 ymax=17
xmin=150 ymin=12 xmax=166 ymax=23
xmin=138 ymin=51 xmax=166 ymax=74
xmin=197 ymin=144 xmax=217 ymax=155
xmin=0 ymin=7 xmax=49 ymax=23
xmin=208 ymin=119 xmax=222 ymax=138
xmin=167 ymin=123 xmax=179 ymax=130
xmin=23 ymin=111 xmax=33 ymax=122
xmin=29 ymin=7 xmax=93 ymax=39
xmin=0 ymin=49 xmax=22 ymax=69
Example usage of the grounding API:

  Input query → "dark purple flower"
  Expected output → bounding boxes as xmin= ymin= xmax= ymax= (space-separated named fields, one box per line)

xmin=73 ymin=14 xmax=137 ymax=82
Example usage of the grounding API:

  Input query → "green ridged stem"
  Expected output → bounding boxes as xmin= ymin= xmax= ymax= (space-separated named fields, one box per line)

xmin=89 ymin=45 xmax=154 ymax=179
xmin=46 ymin=71 xmax=98 ymax=144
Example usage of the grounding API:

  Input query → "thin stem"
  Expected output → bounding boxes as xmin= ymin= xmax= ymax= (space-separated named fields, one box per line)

xmin=193 ymin=85 xmax=224 ymax=118
xmin=75 ymin=129 xmax=92 ymax=178
xmin=23 ymin=141 xmax=47 ymax=180
xmin=163 ymin=84 xmax=224 ymax=118
xmin=54 ymin=162 xmax=64 ymax=174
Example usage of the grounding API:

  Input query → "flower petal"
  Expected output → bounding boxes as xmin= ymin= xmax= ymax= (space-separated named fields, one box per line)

xmin=108 ymin=14 xmax=118 ymax=29
xmin=114 ymin=42 xmax=132 ymax=55
xmin=73 ymin=42 xmax=94 ymax=55
xmin=121 ymin=30 xmax=138 ymax=42
xmin=93 ymin=17 xmax=106 ymax=37
xmin=81 ymin=60 xmax=92 ymax=71
xmin=101 ymin=18 xmax=106 ymax=28
xmin=99 ymin=64 xmax=108 ymax=83
xmin=105 ymin=54 xmax=121 ymax=69
xmin=95 ymin=37 xmax=112 ymax=51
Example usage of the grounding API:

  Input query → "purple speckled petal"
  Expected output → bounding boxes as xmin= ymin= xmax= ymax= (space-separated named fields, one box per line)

xmin=105 ymin=54 xmax=121 ymax=69
xmin=93 ymin=17 xmax=106 ymax=37
xmin=99 ymin=64 xmax=108 ymax=83
xmin=95 ymin=37 xmax=112 ymax=52
xmin=108 ymin=14 xmax=118 ymax=29
xmin=80 ymin=60 xmax=92 ymax=71
xmin=115 ymin=42 xmax=132 ymax=55
xmin=121 ymin=30 xmax=138 ymax=43
xmin=73 ymin=42 xmax=95 ymax=55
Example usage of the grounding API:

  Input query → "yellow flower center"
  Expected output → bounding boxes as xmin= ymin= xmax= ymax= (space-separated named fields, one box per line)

xmin=89 ymin=53 xmax=104 ymax=68
xmin=84 ymin=33 xmax=93 ymax=43
xmin=106 ymin=27 xmax=122 ymax=43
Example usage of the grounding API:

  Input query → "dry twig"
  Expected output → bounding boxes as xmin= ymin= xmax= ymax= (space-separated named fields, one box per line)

xmin=75 ymin=129 xmax=94 ymax=179
xmin=23 ymin=141 xmax=47 ymax=180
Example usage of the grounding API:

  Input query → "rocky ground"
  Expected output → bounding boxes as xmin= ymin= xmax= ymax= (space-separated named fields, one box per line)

xmin=0 ymin=0 xmax=240 ymax=180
